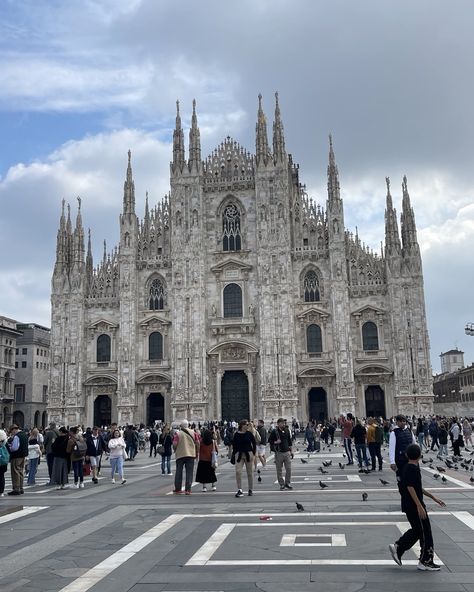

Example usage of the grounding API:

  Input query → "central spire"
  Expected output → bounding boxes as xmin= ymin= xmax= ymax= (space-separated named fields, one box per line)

xmin=188 ymin=98 xmax=201 ymax=171
xmin=255 ymin=93 xmax=270 ymax=167
xmin=172 ymin=99 xmax=185 ymax=173
xmin=123 ymin=149 xmax=135 ymax=215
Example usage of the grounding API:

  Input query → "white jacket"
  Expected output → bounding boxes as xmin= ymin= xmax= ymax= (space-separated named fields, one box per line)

xmin=108 ymin=437 xmax=126 ymax=459
xmin=28 ymin=443 xmax=41 ymax=460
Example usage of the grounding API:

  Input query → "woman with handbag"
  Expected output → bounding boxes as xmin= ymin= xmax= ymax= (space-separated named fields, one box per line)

xmin=108 ymin=428 xmax=127 ymax=484
xmin=159 ymin=424 xmax=173 ymax=475
xmin=231 ymin=419 xmax=257 ymax=497
xmin=195 ymin=429 xmax=217 ymax=492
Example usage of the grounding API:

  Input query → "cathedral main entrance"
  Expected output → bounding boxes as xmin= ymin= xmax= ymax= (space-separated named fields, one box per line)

xmin=221 ymin=370 xmax=249 ymax=422
xmin=94 ymin=395 xmax=112 ymax=427
xmin=365 ymin=385 xmax=386 ymax=418
xmin=308 ymin=387 xmax=327 ymax=422
xmin=147 ymin=393 xmax=165 ymax=425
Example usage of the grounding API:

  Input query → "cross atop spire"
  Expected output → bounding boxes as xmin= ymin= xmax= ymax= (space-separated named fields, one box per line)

xmin=256 ymin=93 xmax=270 ymax=167
xmin=273 ymin=91 xmax=286 ymax=164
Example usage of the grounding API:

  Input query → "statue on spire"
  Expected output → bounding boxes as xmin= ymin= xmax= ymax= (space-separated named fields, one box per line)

xmin=273 ymin=91 xmax=286 ymax=164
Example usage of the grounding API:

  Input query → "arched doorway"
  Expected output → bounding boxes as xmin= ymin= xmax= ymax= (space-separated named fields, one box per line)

xmin=221 ymin=370 xmax=249 ymax=422
xmin=94 ymin=395 xmax=112 ymax=427
xmin=13 ymin=410 xmax=24 ymax=428
xmin=365 ymin=385 xmax=386 ymax=418
xmin=42 ymin=410 xmax=48 ymax=428
xmin=147 ymin=393 xmax=165 ymax=425
xmin=308 ymin=387 xmax=328 ymax=422
xmin=34 ymin=410 xmax=40 ymax=428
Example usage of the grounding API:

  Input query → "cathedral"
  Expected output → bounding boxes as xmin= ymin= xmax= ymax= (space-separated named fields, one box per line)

xmin=48 ymin=94 xmax=434 ymax=428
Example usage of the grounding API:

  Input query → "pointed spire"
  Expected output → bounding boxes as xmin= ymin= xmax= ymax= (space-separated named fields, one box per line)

xmin=272 ymin=91 xmax=286 ymax=164
xmin=172 ymin=99 xmax=185 ymax=173
xmin=54 ymin=199 xmax=67 ymax=272
xmin=255 ymin=93 xmax=270 ymax=167
xmin=384 ymin=176 xmax=401 ymax=256
xmin=327 ymin=134 xmax=342 ymax=208
xmin=86 ymin=228 xmax=93 ymax=281
xmin=400 ymin=175 xmax=419 ymax=253
xmin=188 ymin=99 xmax=201 ymax=171
xmin=103 ymin=239 xmax=107 ymax=263
xmin=73 ymin=196 xmax=84 ymax=265
xmin=123 ymin=149 xmax=135 ymax=215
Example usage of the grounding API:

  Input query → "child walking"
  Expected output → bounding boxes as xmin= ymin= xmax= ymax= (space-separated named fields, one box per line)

xmin=389 ymin=443 xmax=446 ymax=571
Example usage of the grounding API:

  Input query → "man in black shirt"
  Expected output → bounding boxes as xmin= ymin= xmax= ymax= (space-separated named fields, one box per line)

xmin=268 ymin=418 xmax=294 ymax=490
xmin=389 ymin=444 xmax=445 ymax=571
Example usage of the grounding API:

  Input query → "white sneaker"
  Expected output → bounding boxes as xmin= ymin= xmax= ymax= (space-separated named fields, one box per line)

xmin=79 ymin=482 xmax=84 ymax=488
xmin=212 ymin=485 xmax=217 ymax=491
xmin=202 ymin=486 xmax=207 ymax=492
xmin=74 ymin=483 xmax=79 ymax=489
xmin=111 ymin=479 xmax=115 ymax=484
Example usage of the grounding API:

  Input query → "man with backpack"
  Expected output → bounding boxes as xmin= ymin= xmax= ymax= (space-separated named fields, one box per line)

xmin=367 ymin=417 xmax=384 ymax=471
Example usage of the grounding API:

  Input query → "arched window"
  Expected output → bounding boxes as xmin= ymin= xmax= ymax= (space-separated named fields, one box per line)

xmin=362 ymin=321 xmax=379 ymax=351
xmin=307 ymin=324 xmax=323 ymax=353
xmin=97 ymin=334 xmax=111 ymax=362
xmin=222 ymin=204 xmax=242 ymax=251
xmin=149 ymin=332 xmax=163 ymax=361
xmin=223 ymin=283 xmax=242 ymax=318
xmin=304 ymin=270 xmax=320 ymax=302
xmin=149 ymin=278 xmax=165 ymax=310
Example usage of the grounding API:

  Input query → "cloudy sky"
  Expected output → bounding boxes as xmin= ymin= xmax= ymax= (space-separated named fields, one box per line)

xmin=0 ymin=0 xmax=473 ymax=372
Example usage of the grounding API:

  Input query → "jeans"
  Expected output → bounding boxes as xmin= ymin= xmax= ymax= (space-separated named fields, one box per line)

xmin=396 ymin=505 xmax=434 ymax=563
xmin=306 ymin=438 xmax=314 ymax=452
xmin=161 ymin=454 xmax=171 ymax=474
xmin=417 ymin=433 xmax=425 ymax=448
xmin=72 ymin=459 xmax=84 ymax=483
xmin=343 ymin=438 xmax=353 ymax=463
xmin=275 ymin=451 xmax=292 ymax=486
xmin=174 ymin=457 xmax=194 ymax=492
xmin=27 ymin=457 xmax=40 ymax=485
xmin=439 ymin=443 xmax=448 ymax=456
xmin=110 ymin=456 xmax=124 ymax=480
xmin=355 ymin=444 xmax=369 ymax=468
xmin=368 ymin=442 xmax=383 ymax=470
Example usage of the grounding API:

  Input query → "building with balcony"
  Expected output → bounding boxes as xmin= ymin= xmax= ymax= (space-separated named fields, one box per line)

xmin=0 ymin=316 xmax=22 ymax=427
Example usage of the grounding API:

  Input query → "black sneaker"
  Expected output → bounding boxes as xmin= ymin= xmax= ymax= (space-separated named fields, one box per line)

xmin=248 ymin=489 xmax=253 ymax=496
xmin=235 ymin=489 xmax=244 ymax=498
xmin=284 ymin=484 xmax=293 ymax=490
xmin=280 ymin=485 xmax=286 ymax=490
xmin=389 ymin=543 xmax=402 ymax=566
xmin=417 ymin=560 xmax=441 ymax=571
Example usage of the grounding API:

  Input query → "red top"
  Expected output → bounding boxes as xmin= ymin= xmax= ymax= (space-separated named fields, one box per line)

xmin=199 ymin=441 xmax=215 ymax=462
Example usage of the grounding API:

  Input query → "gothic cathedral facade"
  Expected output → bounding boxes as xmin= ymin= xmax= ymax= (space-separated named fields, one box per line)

xmin=48 ymin=95 xmax=433 ymax=427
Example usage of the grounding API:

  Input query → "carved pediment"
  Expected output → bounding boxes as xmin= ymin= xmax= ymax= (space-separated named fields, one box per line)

xmin=208 ymin=340 xmax=259 ymax=356
xmin=84 ymin=374 xmax=118 ymax=386
xmin=298 ymin=367 xmax=335 ymax=378
xmin=136 ymin=372 xmax=171 ymax=384
xmin=88 ymin=319 xmax=118 ymax=331
xmin=351 ymin=305 xmax=385 ymax=317
xmin=139 ymin=315 xmax=171 ymax=328
xmin=296 ymin=307 xmax=329 ymax=321
xmin=210 ymin=258 xmax=253 ymax=277
xmin=355 ymin=365 xmax=392 ymax=376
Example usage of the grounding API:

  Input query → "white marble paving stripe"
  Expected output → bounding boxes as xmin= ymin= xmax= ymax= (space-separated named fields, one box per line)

xmin=58 ymin=513 xmax=185 ymax=592
xmin=203 ymin=559 xmax=420 ymax=566
xmin=186 ymin=523 xmax=236 ymax=566
xmin=186 ymin=486 xmax=466 ymax=495
xmin=183 ymin=511 xmax=451 ymax=517
xmin=421 ymin=465 xmax=472 ymax=488
xmin=227 ymin=521 xmax=409 ymax=526
xmin=451 ymin=511 xmax=474 ymax=531
xmin=0 ymin=506 xmax=47 ymax=524
xmin=395 ymin=522 xmax=444 ymax=564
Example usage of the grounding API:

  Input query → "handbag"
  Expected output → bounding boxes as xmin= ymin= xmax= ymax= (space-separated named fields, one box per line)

xmin=122 ymin=448 xmax=129 ymax=460
xmin=211 ymin=450 xmax=218 ymax=468
xmin=157 ymin=444 xmax=165 ymax=455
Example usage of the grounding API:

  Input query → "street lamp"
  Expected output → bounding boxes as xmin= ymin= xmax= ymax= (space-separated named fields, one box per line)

xmin=465 ymin=323 xmax=474 ymax=336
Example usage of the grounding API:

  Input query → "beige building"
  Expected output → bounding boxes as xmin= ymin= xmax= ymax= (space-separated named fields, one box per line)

xmin=0 ymin=316 xmax=22 ymax=427
xmin=48 ymin=96 xmax=433 ymax=427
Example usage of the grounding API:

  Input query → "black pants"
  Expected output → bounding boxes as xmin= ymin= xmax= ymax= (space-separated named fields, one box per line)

xmin=453 ymin=439 xmax=461 ymax=456
xmin=149 ymin=443 xmax=157 ymax=457
xmin=0 ymin=464 xmax=6 ymax=494
xmin=46 ymin=452 xmax=54 ymax=481
xmin=343 ymin=438 xmax=353 ymax=463
xmin=368 ymin=442 xmax=383 ymax=470
xmin=396 ymin=505 xmax=434 ymax=562
xmin=430 ymin=436 xmax=439 ymax=450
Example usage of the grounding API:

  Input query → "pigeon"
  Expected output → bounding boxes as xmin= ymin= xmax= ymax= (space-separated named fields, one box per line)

xmin=257 ymin=469 xmax=261 ymax=474
xmin=465 ymin=448 xmax=471 ymax=453
xmin=342 ymin=453 xmax=346 ymax=458
xmin=454 ymin=465 xmax=459 ymax=471
xmin=258 ymin=475 xmax=262 ymax=483
xmin=470 ymin=476 xmax=474 ymax=483
xmin=362 ymin=492 xmax=368 ymax=501
xmin=433 ymin=473 xmax=440 ymax=479
xmin=379 ymin=479 xmax=389 ymax=485
xmin=319 ymin=467 xmax=328 ymax=474
xmin=436 ymin=466 xmax=446 ymax=473
xmin=421 ymin=459 xmax=429 ymax=464
xmin=296 ymin=502 xmax=305 ymax=512
xmin=319 ymin=480 xmax=328 ymax=489
xmin=301 ymin=459 xmax=308 ymax=464
xmin=339 ymin=462 xmax=345 ymax=470
xmin=442 ymin=475 xmax=448 ymax=483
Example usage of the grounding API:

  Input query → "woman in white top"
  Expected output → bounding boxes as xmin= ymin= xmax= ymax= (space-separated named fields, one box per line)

xmin=27 ymin=428 xmax=42 ymax=486
xmin=108 ymin=429 xmax=127 ymax=484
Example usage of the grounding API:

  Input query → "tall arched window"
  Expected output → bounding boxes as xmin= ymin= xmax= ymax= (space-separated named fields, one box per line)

xmin=362 ymin=321 xmax=379 ymax=351
xmin=149 ymin=332 xmax=163 ymax=361
xmin=222 ymin=204 xmax=242 ymax=251
xmin=97 ymin=334 xmax=111 ymax=362
xmin=304 ymin=270 xmax=320 ymax=302
xmin=223 ymin=283 xmax=242 ymax=318
xmin=149 ymin=278 xmax=165 ymax=310
xmin=307 ymin=324 xmax=323 ymax=353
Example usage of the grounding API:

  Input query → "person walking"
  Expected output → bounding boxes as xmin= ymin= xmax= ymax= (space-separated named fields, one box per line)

xmin=429 ymin=418 xmax=439 ymax=451
xmin=268 ymin=417 xmax=294 ymax=490
xmin=7 ymin=424 xmax=28 ymax=496
xmin=43 ymin=422 xmax=59 ymax=485
xmin=0 ymin=429 xmax=10 ymax=496
xmin=159 ymin=425 xmax=173 ymax=475
xmin=86 ymin=426 xmax=106 ymax=484
xmin=172 ymin=420 xmax=200 ymax=494
xmin=367 ymin=418 xmax=383 ymax=471
xmin=231 ymin=419 xmax=256 ymax=497
xmin=108 ymin=428 xmax=127 ymax=484
xmin=195 ymin=429 xmax=217 ymax=492
xmin=389 ymin=414 xmax=416 ymax=490
xmin=463 ymin=418 xmax=473 ymax=448
xmin=305 ymin=423 xmax=315 ymax=452
xmin=351 ymin=419 xmax=370 ymax=472
xmin=27 ymin=428 xmax=42 ymax=486
xmin=389 ymin=444 xmax=445 ymax=570
xmin=438 ymin=422 xmax=448 ymax=456
xmin=51 ymin=427 xmax=70 ymax=490
xmin=256 ymin=419 xmax=268 ymax=467
xmin=450 ymin=420 xmax=462 ymax=457
xmin=415 ymin=418 xmax=425 ymax=451
xmin=149 ymin=428 xmax=159 ymax=457
xmin=341 ymin=413 xmax=354 ymax=465
xmin=67 ymin=427 xmax=87 ymax=488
